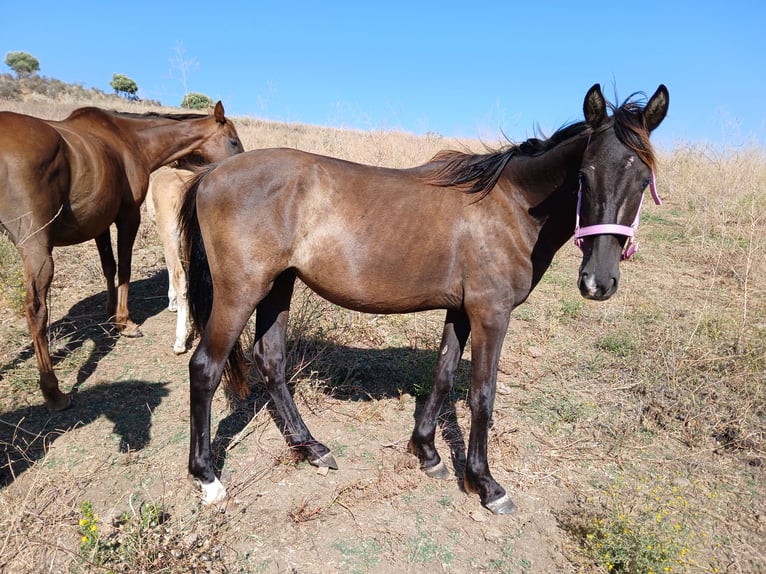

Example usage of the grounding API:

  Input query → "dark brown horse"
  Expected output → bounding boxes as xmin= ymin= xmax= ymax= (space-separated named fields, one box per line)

xmin=180 ymin=84 xmax=668 ymax=514
xmin=0 ymin=102 xmax=243 ymax=411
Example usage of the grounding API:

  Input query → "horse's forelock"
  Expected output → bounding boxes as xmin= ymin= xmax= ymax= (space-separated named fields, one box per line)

xmin=608 ymin=96 xmax=657 ymax=170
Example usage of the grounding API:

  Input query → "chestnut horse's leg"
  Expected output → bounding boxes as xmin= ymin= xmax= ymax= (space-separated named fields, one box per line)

xmin=409 ymin=309 xmax=470 ymax=477
xmin=94 ymin=230 xmax=118 ymax=321
xmin=114 ymin=212 xmax=142 ymax=337
xmin=19 ymin=244 xmax=70 ymax=410
xmin=462 ymin=311 xmax=515 ymax=514
xmin=252 ymin=273 xmax=337 ymax=469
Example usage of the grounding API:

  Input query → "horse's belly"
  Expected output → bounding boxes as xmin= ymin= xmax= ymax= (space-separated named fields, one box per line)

xmin=297 ymin=266 xmax=462 ymax=314
xmin=51 ymin=203 xmax=120 ymax=246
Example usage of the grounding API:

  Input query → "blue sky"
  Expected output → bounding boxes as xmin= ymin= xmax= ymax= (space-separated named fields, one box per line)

xmin=3 ymin=1 xmax=765 ymax=150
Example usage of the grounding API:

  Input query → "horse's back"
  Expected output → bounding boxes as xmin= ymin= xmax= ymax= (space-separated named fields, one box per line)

xmin=195 ymin=148 xmax=471 ymax=313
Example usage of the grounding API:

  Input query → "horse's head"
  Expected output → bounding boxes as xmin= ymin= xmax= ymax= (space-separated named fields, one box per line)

xmin=182 ymin=101 xmax=244 ymax=168
xmin=576 ymin=84 xmax=669 ymax=300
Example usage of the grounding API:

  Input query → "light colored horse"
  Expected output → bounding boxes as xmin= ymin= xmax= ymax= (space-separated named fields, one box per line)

xmin=146 ymin=166 xmax=194 ymax=354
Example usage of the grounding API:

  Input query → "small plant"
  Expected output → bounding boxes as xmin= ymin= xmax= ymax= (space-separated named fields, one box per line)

xmin=406 ymin=513 xmax=455 ymax=566
xmin=76 ymin=499 xmax=172 ymax=569
xmin=78 ymin=501 xmax=100 ymax=555
xmin=560 ymin=296 xmax=583 ymax=318
xmin=596 ymin=330 xmax=636 ymax=358
xmin=333 ymin=538 xmax=384 ymax=573
xmin=568 ymin=478 xmax=695 ymax=573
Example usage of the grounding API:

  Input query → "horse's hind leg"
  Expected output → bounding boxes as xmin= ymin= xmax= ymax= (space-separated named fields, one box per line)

xmin=253 ymin=273 xmax=337 ymax=469
xmin=171 ymin=263 xmax=189 ymax=354
xmin=20 ymin=245 xmax=70 ymax=410
xmin=189 ymin=298 xmax=257 ymax=504
xmin=166 ymin=232 xmax=189 ymax=354
xmin=94 ymin=230 xmax=118 ymax=321
xmin=409 ymin=309 xmax=470 ymax=478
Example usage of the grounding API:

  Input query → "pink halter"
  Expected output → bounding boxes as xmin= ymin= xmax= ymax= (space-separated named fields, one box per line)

xmin=574 ymin=171 xmax=661 ymax=260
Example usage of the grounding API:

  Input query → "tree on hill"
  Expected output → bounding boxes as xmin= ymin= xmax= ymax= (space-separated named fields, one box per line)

xmin=181 ymin=92 xmax=213 ymax=110
xmin=109 ymin=73 xmax=139 ymax=100
xmin=4 ymin=51 xmax=40 ymax=78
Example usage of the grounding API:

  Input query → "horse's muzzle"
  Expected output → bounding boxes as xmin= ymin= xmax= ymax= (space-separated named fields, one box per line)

xmin=578 ymin=271 xmax=618 ymax=300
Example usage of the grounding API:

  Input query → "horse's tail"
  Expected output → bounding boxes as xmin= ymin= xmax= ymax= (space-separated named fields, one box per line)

xmin=179 ymin=167 xmax=249 ymax=398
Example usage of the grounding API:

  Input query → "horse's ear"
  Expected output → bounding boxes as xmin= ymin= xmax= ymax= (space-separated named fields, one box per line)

xmin=643 ymin=85 xmax=669 ymax=132
xmin=214 ymin=101 xmax=225 ymax=124
xmin=584 ymin=84 xmax=607 ymax=127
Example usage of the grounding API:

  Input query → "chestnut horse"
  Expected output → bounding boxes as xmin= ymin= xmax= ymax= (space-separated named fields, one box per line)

xmin=146 ymin=165 xmax=195 ymax=354
xmin=0 ymin=102 xmax=243 ymax=411
xmin=180 ymin=85 xmax=668 ymax=514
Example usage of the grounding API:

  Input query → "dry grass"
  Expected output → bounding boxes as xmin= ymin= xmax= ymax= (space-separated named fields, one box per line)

xmin=1 ymin=93 xmax=764 ymax=573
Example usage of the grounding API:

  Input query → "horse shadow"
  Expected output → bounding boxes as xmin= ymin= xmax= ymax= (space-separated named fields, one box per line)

xmin=0 ymin=271 xmax=172 ymax=487
xmin=212 ymin=338 xmax=472 ymax=487
xmin=0 ymin=379 xmax=171 ymax=487
xmin=0 ymin=271 xmax=169 ymax=393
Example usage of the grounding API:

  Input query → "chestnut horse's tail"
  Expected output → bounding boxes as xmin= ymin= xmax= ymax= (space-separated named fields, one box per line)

xmin=179 ymin=167 xmax=249 ymax=398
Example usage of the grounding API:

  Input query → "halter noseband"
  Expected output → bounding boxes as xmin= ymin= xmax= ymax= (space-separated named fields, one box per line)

xmin=574 ymin=166 xmax=661 ymax=260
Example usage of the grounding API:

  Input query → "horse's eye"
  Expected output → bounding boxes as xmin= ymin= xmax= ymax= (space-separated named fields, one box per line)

xmin=230 ymin=139 xmax=239 ymax=147
xmin=642 ymin=178 xmax=651 ymax=189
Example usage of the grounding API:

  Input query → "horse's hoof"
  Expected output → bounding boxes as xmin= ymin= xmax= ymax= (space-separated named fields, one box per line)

xmin=193 ymin=476 xmax=228 ymax=506
xmin=173 ymin=343 xmax=187 ymax=354
xmin=483 ymin=493 xmax=517 ymax=515
xmin=46 ymin=393 xmax=72 ymax=412
xmin=309 ymin=452 xmax=338 ymax=470
xmin=423 ymin=461 xmax=450 ymax=479
xmin=122 ymin=325 xmax=143 ymax=338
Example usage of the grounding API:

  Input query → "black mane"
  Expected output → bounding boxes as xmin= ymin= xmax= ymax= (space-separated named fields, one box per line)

xmin=421 ymin=91 xmax=657 ymax=196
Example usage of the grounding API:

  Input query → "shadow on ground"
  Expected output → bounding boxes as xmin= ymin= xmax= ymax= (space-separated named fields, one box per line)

xmin=0 ymin=379 xmax=170 ymax=487
xmin=0 ymin=271 xmax=173 ymax=487
xmin=212 ymin=340 xmax=473 ymax=485
xmin=0 ymin=272 xmax=168 ymax=392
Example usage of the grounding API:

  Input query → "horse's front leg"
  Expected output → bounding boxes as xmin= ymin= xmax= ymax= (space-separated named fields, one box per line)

xmin=20 ymin=244 xmax=70 ymax=410
xmin=113 ymin=211 xmax=142 ymax=337
xmin=463 ymin=312 xmax=516 ymax=515
xmin=409 ymin=309 xmax=470 ymax=478
xmin=253 ymin=274 xmax=337 ymax=469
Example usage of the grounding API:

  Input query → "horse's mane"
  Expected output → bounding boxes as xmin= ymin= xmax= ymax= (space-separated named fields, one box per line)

xmin=422 ymin=92 xmax=658 ymax=197
xmin=67 ymin=107 xmax=208 ymax=122
xmin=107 ymin=110 xmax=209 ymax=121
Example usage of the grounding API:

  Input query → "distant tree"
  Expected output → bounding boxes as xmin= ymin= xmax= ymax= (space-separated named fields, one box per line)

xmin=4 ymin=51 xmax=40 ymax=78
xmin=181 ymin=92 xmax=213 ymax=110
xmin=109 ymin=73 xmax=139 ymax=100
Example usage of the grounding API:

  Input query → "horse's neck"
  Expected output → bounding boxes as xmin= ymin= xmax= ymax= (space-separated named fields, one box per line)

xmin=509 ymin=135 xmax=587 ymax=286
xmin=511 ymin=136 xmax=585 ymax=204
xmin=135 ymin=119 xmax=207 ymax=171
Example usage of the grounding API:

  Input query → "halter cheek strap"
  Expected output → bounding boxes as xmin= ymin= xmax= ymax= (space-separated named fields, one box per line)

xmin=574 ymin=171 xmax=661 ymax=260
